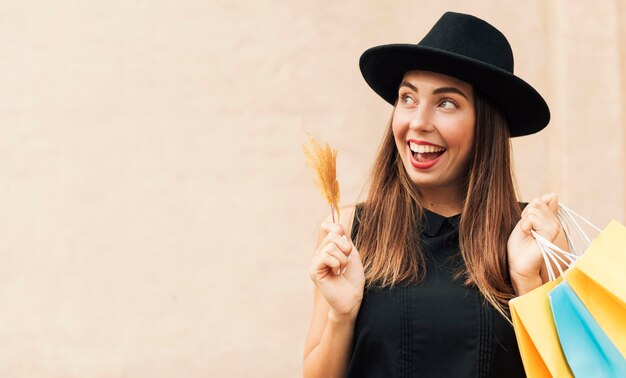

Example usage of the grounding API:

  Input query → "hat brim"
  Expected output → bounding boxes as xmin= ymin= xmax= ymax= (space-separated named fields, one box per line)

xmin=360 ymin=44 xmax=550 ymax=137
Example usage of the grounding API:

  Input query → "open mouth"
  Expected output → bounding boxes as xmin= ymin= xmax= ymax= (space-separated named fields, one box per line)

xmin=408 ymin=141 xmax=446 ymax=162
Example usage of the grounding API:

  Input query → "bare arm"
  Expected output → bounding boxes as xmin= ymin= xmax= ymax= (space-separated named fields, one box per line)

xmin=302 ymin=291 xmax=359 ymax=377
xmin=302 ymin=206 xmax=362 ymax=378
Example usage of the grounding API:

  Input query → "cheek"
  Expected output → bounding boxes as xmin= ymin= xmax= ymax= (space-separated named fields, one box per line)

xmin=455 ymin=119 xmax=475 ymax=146
xmin=391 ymin=111 xmax=400 ymax=129
xmin=391 ymin=115 xmax=404 ymax=140
xmin=460 ymin=128 xmax=475 ymax=160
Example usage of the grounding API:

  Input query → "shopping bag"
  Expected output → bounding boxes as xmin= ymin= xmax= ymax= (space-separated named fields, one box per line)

xmin=566 ymin=220 xmax=626 ymax=356
xmin=548 ymin=281 xmax=626 ymax=377
xmin=507 ymin=204 xmax=589 ymax=378
xmin=566 ymin=265 xmax=626 ymax=356
xmin=509 ymin=277 xmax=573 ymax=378
xmin=531 ymin=208 xmax=626 ymax=376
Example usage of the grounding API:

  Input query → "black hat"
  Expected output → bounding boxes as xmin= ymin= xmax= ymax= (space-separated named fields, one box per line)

xmin=359 ymin=11 xmax=550 ymax=137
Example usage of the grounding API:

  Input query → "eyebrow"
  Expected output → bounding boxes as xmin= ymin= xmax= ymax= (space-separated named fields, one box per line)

xmin=399 ymin=81 xmax=469 ymax=100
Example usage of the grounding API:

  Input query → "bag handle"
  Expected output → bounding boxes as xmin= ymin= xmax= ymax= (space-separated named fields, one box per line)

xmin=557 ymin=203 xmax=602 ymax=253
xmin=530 ymin=203 xmax=601 ymax=282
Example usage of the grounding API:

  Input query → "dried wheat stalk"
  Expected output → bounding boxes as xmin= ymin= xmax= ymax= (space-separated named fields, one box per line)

xmin=302 ymin=133 xmax=341 ymax=223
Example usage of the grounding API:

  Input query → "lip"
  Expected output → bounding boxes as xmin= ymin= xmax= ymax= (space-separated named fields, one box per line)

xmin=407 ymin=139 xmax=446 ymax=148
xmin=406 ymin=139 xmax=446 ymax=169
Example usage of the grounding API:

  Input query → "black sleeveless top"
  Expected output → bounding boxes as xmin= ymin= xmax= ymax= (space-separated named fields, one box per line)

xmin=346 ymin=204 xmax=526 ymax=378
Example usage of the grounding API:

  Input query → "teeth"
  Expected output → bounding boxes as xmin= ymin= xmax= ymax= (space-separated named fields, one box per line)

xmin=409 ymin=142 xmax=445 ymax=153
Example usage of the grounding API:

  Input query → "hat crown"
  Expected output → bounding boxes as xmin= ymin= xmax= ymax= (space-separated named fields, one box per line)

xmin=419 ymin=12 xmax=514 ymax=73
xmin=358 ymin=11 xmax=550 ymax=137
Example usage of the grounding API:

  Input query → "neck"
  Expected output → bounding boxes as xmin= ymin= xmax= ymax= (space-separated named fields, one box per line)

xmin=420 ymin=186 xmax=465 ymax=217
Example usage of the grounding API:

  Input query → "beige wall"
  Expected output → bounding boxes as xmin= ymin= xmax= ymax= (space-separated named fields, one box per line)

xmin=0 ymin=0 xmax=624 ymax=376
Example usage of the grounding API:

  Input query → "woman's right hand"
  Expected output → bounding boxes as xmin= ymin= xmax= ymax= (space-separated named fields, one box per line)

xmin=309 ymin=221 xmax=365 ymax=320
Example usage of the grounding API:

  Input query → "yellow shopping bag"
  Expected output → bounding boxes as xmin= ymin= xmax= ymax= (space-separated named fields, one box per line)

xmin=509 ymin=278 xmax=573 ymax=378
xmin=564 ymin=220 xmax=626 ymax=356
xmin=510 ymin=206 xmax=626 ymax=377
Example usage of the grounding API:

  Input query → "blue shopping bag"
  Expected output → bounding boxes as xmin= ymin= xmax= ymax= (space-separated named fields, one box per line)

xmin=548 ymin=281 xmax=626 ymax=377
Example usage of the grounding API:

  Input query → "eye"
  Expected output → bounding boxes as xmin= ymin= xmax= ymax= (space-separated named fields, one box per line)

xmin=439 ymin=98 xmax=459 ymax=109
xmin=400 ymin=93 xmax=415 ymax=105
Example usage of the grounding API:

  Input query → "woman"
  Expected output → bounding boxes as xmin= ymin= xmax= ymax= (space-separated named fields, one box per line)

xmin=303 ymin=12 xmax=569 ymax=377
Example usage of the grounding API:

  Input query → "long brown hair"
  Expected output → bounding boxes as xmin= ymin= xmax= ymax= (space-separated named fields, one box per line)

xmin=354 ymin=91 xmax=521 ymax=319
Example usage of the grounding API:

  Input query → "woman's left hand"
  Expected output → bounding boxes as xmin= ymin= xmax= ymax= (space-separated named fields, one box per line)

xmin=507 ymin=193 xmax=563 ymax=294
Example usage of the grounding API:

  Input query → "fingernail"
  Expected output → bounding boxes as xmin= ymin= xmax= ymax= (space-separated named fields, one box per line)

xmin=341 ymin=267 xmax=347 ymax=274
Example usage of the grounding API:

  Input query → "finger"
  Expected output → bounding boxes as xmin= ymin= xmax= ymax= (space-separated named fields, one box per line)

xmin=310 ymin=249 xmax=343 ymax=277
xmin=529 ymin=193 xmax=558 ymax=215
xmin=322 ymin=221 xmax=354 ymax=245
xmin=520 ymin=213 xmax=559 ymax=240
xmin=322 ymin=253 xmax=343 ymax=276
xmin=324 ymin=247 xmax=349 ymax=273
xmin=527 ymin=197 xmax=557 ymax=218
xmin=521 ymin=204 xmax=534 ymax=219
xmin=520 ymin=212 xmax=545 ymax=232
xmin=319 ymin=222 xmax=336 ymax=240
xmin=519 ymin=213 xmax=533 ymax=233
xmin=535 ymin=203 xmax=560 ymax=225
xmin=322 ymin=233 xmax=353 ymax=256
xmin=321 ymin=221 xmax=345 ymax=236
xmin=318 ymin=232 xmax=354 ymax=255
xmin=539 ymin=192 xmax=558 ymax=214
xmin=525 ymin=203 xmax=553 ymax=219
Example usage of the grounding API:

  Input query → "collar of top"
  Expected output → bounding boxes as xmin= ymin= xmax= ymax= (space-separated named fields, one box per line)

xmin=422 ymin=208 xmax=461 ymax=236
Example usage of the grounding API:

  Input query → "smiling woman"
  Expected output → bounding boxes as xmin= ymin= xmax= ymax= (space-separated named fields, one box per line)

xmin=393 ymin=70 xmax=475 ymax=208
xmin=303 ymin=11 xmax=568 ymax=378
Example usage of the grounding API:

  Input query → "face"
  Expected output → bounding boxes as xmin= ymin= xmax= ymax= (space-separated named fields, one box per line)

xmin=392 ymin=70 xmax=475 ymax=191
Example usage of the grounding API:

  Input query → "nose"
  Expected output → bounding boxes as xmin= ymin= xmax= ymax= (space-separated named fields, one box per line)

xmin=408 ymin=105 xmax=435 ymax=132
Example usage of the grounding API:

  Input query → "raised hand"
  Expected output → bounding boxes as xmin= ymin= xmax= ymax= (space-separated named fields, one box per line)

xmin=507 ymin=193 xmax=564 ymax=294
xmin=309 ymin=221 xmax=365 ymax=319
